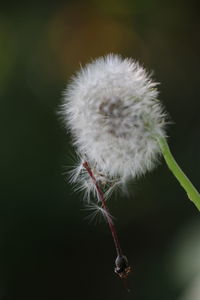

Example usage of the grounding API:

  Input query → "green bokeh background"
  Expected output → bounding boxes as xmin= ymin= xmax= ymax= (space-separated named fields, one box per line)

xmin=1 ymin=1 xmax=200 ymax=299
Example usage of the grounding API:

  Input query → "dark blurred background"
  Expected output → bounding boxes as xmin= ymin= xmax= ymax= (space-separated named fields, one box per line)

xmin=1 ymin=1 xmax=200 ymax=299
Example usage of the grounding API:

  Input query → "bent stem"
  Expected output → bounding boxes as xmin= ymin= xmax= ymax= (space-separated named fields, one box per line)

xmin=157 ymin=136 xmax=200 ymax=211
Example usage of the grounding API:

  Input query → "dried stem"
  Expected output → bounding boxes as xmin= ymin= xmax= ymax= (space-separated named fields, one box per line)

xmin=83 ymin=161 xmax=123 ymax=257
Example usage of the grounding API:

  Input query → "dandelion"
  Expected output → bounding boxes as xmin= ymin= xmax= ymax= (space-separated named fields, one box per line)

xmin=62 ymin=54 xmax=200 ymax=210
xmin=62 ymin=54 xmax=166 ymax=186
xmin=61 ymin=54 xmax=200 ymax=286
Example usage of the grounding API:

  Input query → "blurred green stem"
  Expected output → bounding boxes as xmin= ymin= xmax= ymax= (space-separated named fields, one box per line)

xmin=157 ymin=136 xmax=200 ymax=211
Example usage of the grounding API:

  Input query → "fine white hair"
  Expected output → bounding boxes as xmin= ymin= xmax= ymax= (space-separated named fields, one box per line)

xmin=61 ymin=54 xmax=167 ymax=198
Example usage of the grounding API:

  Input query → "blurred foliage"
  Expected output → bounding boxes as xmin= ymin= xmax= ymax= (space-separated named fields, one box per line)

xmin=0 ymin=1 xmax=200 ymax=299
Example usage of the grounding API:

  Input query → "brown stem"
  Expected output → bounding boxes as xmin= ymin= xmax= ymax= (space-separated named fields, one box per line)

xmin=83 ymin=161 xmax=123 ymax=257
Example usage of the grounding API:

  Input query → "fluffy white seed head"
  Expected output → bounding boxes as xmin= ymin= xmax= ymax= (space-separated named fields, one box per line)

xmin=62 ymin=54 xmax=167 ymax=194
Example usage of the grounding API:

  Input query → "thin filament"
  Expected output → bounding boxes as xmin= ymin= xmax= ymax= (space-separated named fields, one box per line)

xmin=83 ymin=161 xmax=123 ymax=257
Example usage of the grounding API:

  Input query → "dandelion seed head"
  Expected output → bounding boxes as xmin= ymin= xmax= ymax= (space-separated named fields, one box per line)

xmin=62 ymin=54 xmax=167 ymax=188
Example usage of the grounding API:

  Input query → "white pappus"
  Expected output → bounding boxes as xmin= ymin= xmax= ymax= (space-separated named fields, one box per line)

xmin=62 ymin=54 xmax=167 ymax=201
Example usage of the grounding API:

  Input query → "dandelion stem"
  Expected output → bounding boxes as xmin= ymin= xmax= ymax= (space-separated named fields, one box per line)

xmin=83 ymin=161 xmax=123 ymax=256
xmin=157 ymin=136 xmax=200 ymax=211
